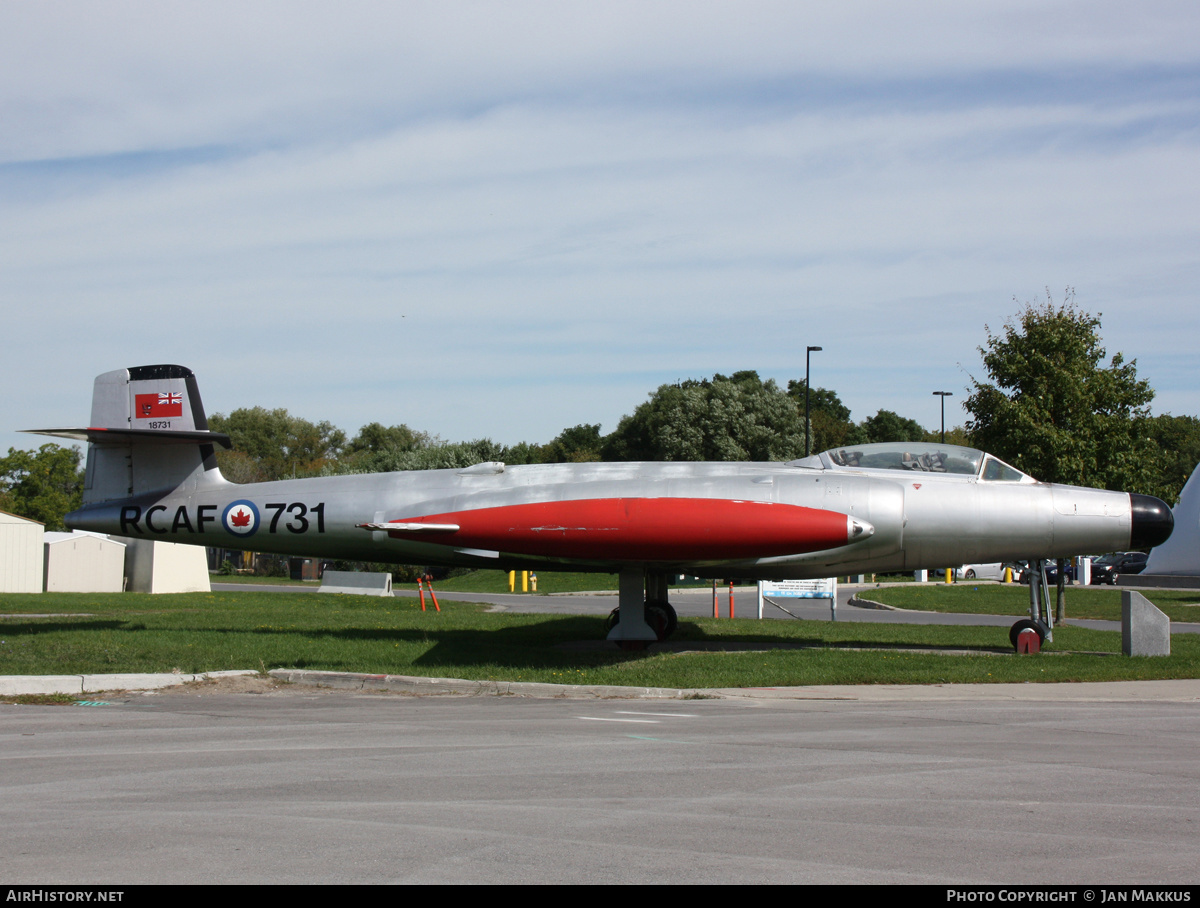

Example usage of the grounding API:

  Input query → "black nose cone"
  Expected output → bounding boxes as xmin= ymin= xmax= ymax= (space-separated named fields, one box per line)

xmin=1130 ymin=494 xmax=1174 ymax=549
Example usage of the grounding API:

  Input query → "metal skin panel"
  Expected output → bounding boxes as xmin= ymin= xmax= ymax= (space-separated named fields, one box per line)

xmin=44 ymin=366 xmax=1173 ymax=581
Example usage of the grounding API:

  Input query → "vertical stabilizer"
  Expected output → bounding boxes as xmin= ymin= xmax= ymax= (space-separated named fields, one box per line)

xmin=26 ymin=365 xmax=231 ymax=505
xmin=91 ymin=364 xmax=209 ymax=432
xmin=1142 ymin=464 xmax=1200 ymax=576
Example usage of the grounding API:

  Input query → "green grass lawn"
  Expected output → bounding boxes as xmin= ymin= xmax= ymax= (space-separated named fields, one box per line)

xmin=859 ymin=583 xmax=1200 ymax=623
xmin=2 ymin=590 xmax=1198 ymax=688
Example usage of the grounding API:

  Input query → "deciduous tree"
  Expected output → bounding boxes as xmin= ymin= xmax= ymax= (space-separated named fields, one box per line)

xmin=0 ymin=444 xmax=84 ymax=530
xmin=602 ymin=371 xmax=806 ymax=462
xmin=965 ymin=291 xmax=1158 ymax=490
xmin=208 ymin=407 xmax=347 ymax=481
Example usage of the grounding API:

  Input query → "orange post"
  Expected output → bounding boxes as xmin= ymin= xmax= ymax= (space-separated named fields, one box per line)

xmin=712 ymin=579 xmax=718 ymax=618
xmin=417 ymin=578 xmax=426 ymax=612
xmin=423 ymin=574 xmax=441 ymax=612
xmin=728 ymin=581 xmax=735 ymax=619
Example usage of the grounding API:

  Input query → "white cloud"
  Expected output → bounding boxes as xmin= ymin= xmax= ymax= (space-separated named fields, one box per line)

xmin=2 ymin=1 xmax=1198 ymax=455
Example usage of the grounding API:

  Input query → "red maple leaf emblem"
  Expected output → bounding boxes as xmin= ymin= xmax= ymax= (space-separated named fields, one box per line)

xmin=230 ymin=509 xmax=251 ymax=527
xmin=912 ymin=483 xmax=922 ymax=490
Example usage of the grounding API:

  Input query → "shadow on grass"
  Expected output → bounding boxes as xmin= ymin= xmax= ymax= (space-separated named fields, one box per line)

xmin=0 ymin=620 xmax=128 ymax=635
xmin=158 ymin=613 xmax=1014 ymax=674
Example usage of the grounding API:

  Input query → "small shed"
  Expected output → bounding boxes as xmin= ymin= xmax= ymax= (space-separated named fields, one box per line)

xmin=44 ymin=531 xmax=126 ymax=593
xmin=0 ymin=510 xmax=44 ymax=593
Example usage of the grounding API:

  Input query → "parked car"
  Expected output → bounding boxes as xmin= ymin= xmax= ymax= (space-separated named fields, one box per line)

xmin=1090 ymin=552 xmax=1148 ymax=585
xmin=960 ymin=562 xmax=1013 ymax=581
xmin=1018 ymin=560 xmax=1076 ymax=585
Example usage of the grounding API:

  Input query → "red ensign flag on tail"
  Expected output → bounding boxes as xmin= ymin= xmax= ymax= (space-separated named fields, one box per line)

xmin=134 ymin=392 xmax=183 ymax=418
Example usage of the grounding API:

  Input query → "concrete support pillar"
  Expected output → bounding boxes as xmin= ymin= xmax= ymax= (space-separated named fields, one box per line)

xmin=606 ymin=567 xmax=656 ymax=643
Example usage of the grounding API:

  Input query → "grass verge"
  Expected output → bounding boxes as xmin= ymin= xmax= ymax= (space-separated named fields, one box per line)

xmin=860 ymin=584 xmax=1200 ymax=623
xmin=2 ymin=591 xmax=1199 ymax=687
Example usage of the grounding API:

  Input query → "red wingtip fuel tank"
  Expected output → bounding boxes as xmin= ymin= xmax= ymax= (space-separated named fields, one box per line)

xmin=376 ymin=497 xmax=874 ymax=562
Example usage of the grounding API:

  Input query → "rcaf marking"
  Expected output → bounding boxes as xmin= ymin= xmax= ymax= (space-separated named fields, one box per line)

xmin=223 ymin=500 xmax=260 ymax=537
xmin=118 ymin=501 xmax=326 ymax=536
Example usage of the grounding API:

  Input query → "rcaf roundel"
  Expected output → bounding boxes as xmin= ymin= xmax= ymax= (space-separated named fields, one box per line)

xmin=222 ymin=500 xmax=260 ymax=537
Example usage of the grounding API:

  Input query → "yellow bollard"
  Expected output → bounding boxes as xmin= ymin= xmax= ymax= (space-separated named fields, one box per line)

xmin=945 ymin=568 xmax=953 ymax=584
xmin=507 ymin=570 xmax=516 ymax=592
xmin=1003 ymin=567 xmax=1012 ymax=584
xmin=521 ymin=570 xmax=529 ymax=592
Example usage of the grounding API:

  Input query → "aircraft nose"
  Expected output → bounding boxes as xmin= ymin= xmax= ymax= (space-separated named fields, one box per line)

xmin=1130 ymin=494 xmax=1174 ymax=549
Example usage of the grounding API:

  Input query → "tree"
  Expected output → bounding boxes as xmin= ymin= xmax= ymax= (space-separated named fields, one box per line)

xmin=850 ymin=409 xmax=928 ymax=445
xmin=786 ymin=380 xmax=855 ymax=453
xmin=541 ymin=424 xmax=603 ymax=463
xmin=331 ymin=438 xmax=508 ymax=473
xmin=1142 ymin=414 xmax=1200 ymax=504
xmin=0 ymin=444 xmax=84 ymax=530
xmin=208 ymin=407 xmax=347 ymax=481
xmin=965 ymin=291 xmax=1158 ymax=490
xmin=344 ymin=422 xmax=429 ymax=457
xmin=602 ymin=371 xmax=806 ymax=462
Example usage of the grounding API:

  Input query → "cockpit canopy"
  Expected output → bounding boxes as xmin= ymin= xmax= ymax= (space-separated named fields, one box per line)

xmin=791 ymin=442 xmax=1035 ymax=483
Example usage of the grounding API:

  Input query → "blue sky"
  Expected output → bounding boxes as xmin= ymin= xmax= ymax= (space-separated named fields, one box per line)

xmin=3 ymin=1 xmax=1198 ymax=456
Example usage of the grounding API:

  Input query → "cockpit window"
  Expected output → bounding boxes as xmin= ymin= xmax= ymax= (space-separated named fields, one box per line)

xmin=981 ymin=456 xmax=1027 ymax=482
xmin=813 ymin=442 xmax=1035 ymax=482
xmin=823 ymin=442 xmax=982 ymax=475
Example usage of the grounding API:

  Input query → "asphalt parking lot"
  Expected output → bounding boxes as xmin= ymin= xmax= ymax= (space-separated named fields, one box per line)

xmin=4 ymin=581 xmax=1198 ymax=884
xmin=4 ymin=680 xmax=1200 ymax=884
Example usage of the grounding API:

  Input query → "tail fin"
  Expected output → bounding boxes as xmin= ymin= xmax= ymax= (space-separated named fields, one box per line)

xmin=1142 ymin=464 xmax=1199 ymax=576
xmin=26 ymin=365 xmax=230 ymax=504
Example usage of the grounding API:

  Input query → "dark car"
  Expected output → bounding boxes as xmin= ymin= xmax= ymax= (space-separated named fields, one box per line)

xmin=1090 ymin=552 xmax=1148 ymax=585
xmin=1018 ymin=560 xmax=1076 ymax=585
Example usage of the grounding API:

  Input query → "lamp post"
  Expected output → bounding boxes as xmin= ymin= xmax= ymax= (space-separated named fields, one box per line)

xmin=933 ymin=391 xmax=953 ymax=444
xmin=805 ymin=346 xmax=822 ymax=456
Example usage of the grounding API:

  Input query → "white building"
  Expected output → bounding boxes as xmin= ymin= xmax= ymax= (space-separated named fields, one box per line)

xmin=43 ymin=531 xmax=126 ymax=593
xmin=0 ymin=510 xmax=44 ymax=593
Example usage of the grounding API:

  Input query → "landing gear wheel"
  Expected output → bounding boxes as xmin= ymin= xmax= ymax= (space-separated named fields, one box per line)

xmin=644 ymin=604 xmax=669 ymax=642
xmin=645 ymin=599 xmax=678 ymax=640
xmin=605 ymin=607 xmax=621 ymax=634
xmin=1009 ymin=618 xmax=1046 ymax=651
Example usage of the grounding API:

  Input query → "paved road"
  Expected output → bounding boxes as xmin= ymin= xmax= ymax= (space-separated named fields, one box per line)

xmin=4 ymin=684 xmax=1199 ymax=884
xmin=2 ymin=681 xmax=1200 ymax=882
xmin=4 ymin=585 xmax=1197 ymax=884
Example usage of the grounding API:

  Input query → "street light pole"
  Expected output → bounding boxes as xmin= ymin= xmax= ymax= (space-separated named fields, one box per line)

xmin=933 ymin=391 xmax=953 ymax=444
xmin=806 ymin=346 xmax=822 ymax=456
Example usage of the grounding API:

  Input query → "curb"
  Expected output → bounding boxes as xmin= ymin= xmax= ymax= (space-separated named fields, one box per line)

xmin=0 ymin=669 xmax=259 ymax=696
xmin=4 ymin=670 xmax=1200 ymax=703
xmin=269 ymin=669 xmax=712 ymax=700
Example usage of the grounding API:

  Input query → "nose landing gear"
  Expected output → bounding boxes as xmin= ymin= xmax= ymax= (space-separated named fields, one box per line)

xmin=1010 ymin=559 xmax=1053 ymax=652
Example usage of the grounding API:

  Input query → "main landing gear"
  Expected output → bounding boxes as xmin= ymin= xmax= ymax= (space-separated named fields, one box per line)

xmin=606 ymin=569 xmax=679 ymax=650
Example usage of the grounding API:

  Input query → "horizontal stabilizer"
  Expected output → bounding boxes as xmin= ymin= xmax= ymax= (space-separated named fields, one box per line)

xmin=23 ymin=427 xmax=232 ymax=449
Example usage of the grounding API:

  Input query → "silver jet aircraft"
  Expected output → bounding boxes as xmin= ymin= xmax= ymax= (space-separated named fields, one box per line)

xmin=29 ymin=365 xmax=1174 ymax=648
